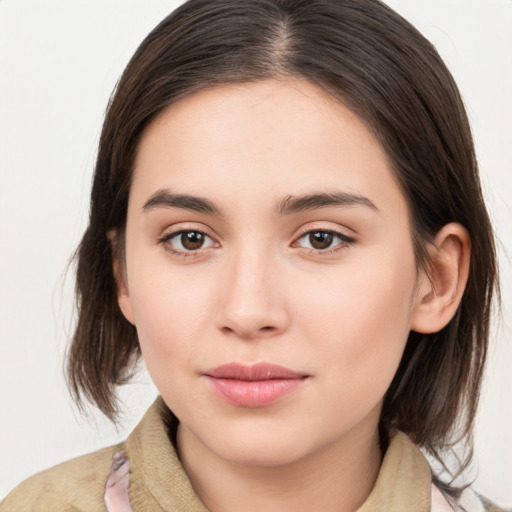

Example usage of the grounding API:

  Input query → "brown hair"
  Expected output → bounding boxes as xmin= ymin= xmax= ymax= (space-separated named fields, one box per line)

xmin=67 ymin=0 xmax=498 ymax=491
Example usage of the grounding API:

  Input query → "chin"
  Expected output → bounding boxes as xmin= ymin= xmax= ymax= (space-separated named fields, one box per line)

xmin=219 ymin=441 xmax=308 ymax=468
xmin=200 ymin=420 xmax=320 ymax=468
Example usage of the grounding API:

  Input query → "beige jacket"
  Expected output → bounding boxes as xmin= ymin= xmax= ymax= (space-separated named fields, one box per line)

xmin=0 ymin=397 xmax=504 ymax=512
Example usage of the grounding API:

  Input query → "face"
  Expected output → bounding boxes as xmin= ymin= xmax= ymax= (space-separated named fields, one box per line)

xmin=119 ymin=79 xmax=424 ymax=467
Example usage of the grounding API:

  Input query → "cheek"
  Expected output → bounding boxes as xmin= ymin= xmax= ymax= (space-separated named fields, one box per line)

xmin=126 ymin=260 xmax=217 ymax=375
xmin=295 ymin=250 xmax=416 ymax=397
xmin=129 ymin=278 xmax=210 ymax=411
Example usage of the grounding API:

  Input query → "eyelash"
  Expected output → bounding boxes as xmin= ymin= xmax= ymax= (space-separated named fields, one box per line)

xmin=158 ymin=229 xmax=218 ymax=258
xmin=292 ymin=229 xmax=356 ymax=255
xmin=158 ymin=228 xmax=356 ymax=259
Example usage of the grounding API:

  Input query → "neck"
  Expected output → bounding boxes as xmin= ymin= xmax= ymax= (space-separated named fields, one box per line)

xmin=176 ymin=415 xmax=383 ymax=512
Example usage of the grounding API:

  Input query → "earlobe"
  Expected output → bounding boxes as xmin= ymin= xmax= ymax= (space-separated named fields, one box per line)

xmin=411 ymin=223 xmax=471 ymax=334
xmin=116 ymin=268 xmax=136 ymax=326
xmin=107 ymin=229 xmax=136 ymax=326
xmin=118 ymin=293 xmax=136 ymax=326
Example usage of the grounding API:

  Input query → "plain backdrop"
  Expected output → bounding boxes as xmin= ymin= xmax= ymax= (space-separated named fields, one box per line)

xmin=1 ymin=0 xmax=511 ymax=506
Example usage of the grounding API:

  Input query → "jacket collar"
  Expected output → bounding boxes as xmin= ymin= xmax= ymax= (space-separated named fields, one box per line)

xmin=123 ymin=397 xmax=432 ymax=512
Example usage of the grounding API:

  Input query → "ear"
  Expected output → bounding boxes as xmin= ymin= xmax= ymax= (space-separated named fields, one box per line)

xmin=411 ymin=223 xmax=471 ymax=334
xmin=107 ymin=229 xmax=136 ymax=326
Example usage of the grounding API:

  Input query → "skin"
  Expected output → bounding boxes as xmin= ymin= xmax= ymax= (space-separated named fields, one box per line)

xmin=116 ymin=79 xmax=470 ymax=512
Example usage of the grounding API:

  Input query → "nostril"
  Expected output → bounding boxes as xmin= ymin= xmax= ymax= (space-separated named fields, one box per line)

xmin=220 ymin=324 xmax=276 ymax=338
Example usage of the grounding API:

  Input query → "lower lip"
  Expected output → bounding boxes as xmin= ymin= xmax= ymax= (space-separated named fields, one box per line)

xmin=206 ymin=377 xmax=306 ymax=408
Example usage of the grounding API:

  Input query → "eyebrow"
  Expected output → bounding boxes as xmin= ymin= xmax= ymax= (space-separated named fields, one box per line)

xmin=276 ymin=192 xmax=378 ymax=215
xmin=142 ymin=189 xmax=377 ymax=216
xmin=143 ymin=189 xmax=222 ymax=215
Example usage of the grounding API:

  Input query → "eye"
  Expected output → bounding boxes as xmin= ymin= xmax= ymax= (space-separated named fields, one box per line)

xmin=160 ymin=229 xmax=217 ymax=254
xmin=293 ymin=229 xmax=355 ymax=252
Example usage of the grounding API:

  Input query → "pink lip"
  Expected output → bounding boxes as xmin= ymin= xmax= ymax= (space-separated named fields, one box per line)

xmin=204 ymin=363 xmax=308 ymax=408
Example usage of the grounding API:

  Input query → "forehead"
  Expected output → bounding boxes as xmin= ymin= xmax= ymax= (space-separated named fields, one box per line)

xmin=130 ymin=79 xmax=407 ymax=223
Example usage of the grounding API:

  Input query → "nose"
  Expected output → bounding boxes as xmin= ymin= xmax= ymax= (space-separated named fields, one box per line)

xmin=215 ymin=247 xmax=290 ymax=340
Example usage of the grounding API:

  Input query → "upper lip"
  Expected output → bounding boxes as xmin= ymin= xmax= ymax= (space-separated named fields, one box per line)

xmin=204 ymin=363 xmax=307 ymax=381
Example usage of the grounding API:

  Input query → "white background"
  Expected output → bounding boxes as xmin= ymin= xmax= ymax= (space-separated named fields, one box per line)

xmin=0 ymin=0 xmax=511 ymax=506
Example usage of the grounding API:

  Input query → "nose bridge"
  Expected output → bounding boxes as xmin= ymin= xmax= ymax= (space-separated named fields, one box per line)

xmin=217 ymin=239 xmax=287 ymax=338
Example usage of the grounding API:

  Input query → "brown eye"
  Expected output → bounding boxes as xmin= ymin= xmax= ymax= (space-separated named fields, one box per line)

xmin=181 ymin=231 xmax=205 ymax=250
xmin=309 ymin=231 xmax=334 ymax=250
xmin=294 ymin=229 xmax=355 ymax=253
xmin=161 ymin=229 xmax=217 ymax=254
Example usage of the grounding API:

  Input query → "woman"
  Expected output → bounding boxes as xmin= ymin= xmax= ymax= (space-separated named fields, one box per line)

xmin=0 ymin=1 xmax=507 ymax=510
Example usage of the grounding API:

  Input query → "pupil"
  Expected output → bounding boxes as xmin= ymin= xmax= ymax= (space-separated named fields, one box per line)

xmin=310 ymin=231 xmax=333 ymax=250
xmin=182 ymin=231 xmax=204 ymax=250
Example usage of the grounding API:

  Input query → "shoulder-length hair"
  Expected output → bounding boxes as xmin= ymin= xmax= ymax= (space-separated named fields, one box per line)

xmin=67 ymin=0 xmax=498 ymax=490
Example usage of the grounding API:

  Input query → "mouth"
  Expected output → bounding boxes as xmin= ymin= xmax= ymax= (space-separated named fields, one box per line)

xmin=203 ymin=363 xmax=309 ymax=408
